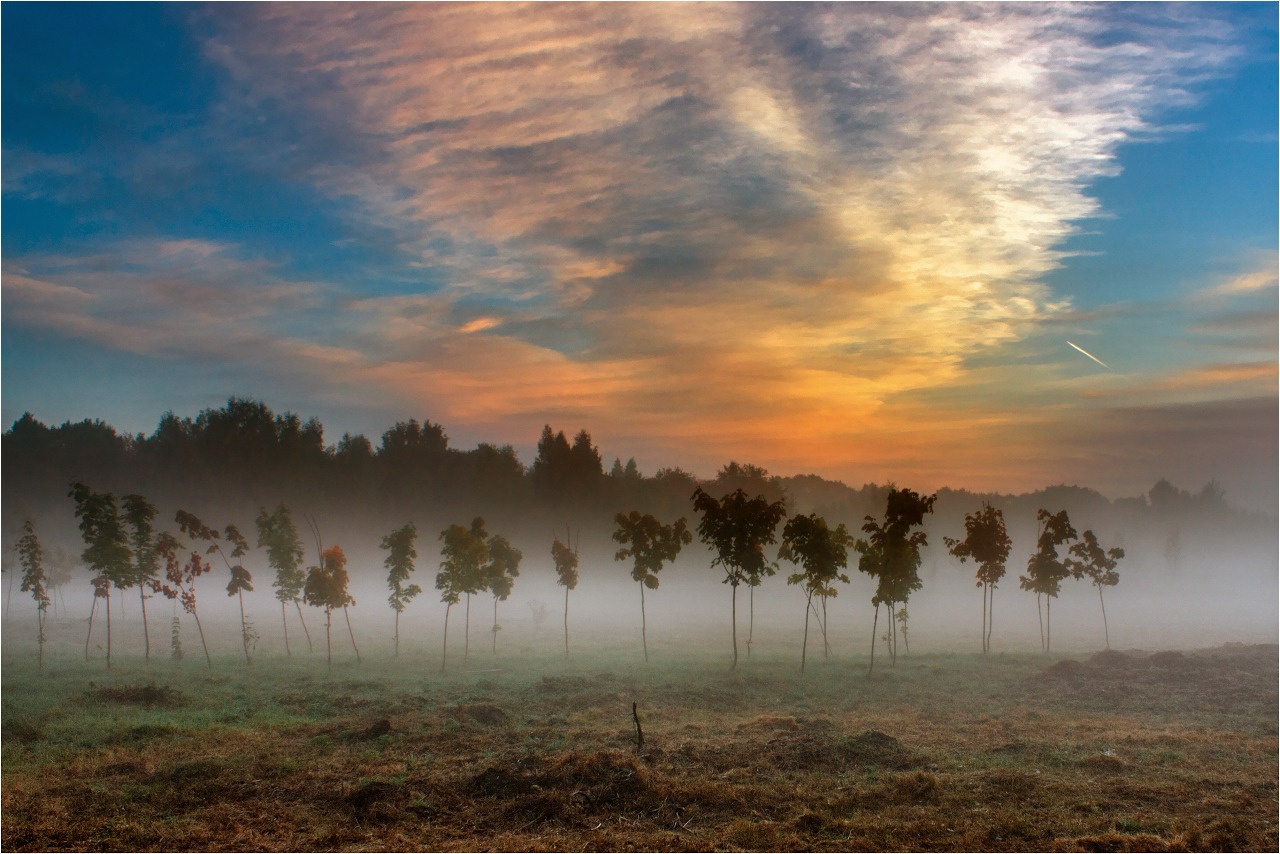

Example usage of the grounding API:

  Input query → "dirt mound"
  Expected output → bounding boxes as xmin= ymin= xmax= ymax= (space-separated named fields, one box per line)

xmin=766 ymin=728 xmax=916 ymax=771
xmin=1043 ymin=659 xmax=1086 ymax=679
xmin=1089 ymin=649 xmax=1129 ymax=669
xmin=450 ymin=704 xmax=509 ymax=726
xmin=87 ymin=683 xmax=186 ymax=707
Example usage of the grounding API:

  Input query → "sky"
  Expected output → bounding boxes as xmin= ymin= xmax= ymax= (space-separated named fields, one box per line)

xmin=3 ymin=2 xmax=1277 ymax=511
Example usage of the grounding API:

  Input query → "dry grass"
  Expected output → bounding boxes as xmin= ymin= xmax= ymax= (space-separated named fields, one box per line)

xmin=2 ymin=644 xmax=1276 ymax=851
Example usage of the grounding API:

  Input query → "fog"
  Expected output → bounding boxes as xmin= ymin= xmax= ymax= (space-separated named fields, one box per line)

xmin=6 ymin=517 xmax=1274 ymax=667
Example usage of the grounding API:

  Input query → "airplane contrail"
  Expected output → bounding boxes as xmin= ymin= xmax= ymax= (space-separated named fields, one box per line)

xmin=1067 ymin=340 xmax=1110 ymax=369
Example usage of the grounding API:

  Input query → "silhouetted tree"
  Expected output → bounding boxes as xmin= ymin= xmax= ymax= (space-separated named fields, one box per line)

xmin=944 ymin=502 xmax=1012 ymax=653
xmin=613 ymin=511 xmax=691 ymax=662
xmin=1066 ymin=529 xmax=1124 ymax=649
xmin=1018 ymin=509 xmax=1077 ymax=652
xmin=484 ymin=533 xmax=522 ymax=653
xmin=857 ymin=487 xmax=936 ymax=673
xmin=69 ymin=482 xmax=132 ymax=669
xmin=157 ymin=519 xmax=213 ymax=668
xmin=551 ymin=530 xmax=579 ymax=656
xmin=120 ymin=494 xmax=162 ymax=662
xmin=381 ymin=523 xmax=420 ymax=658
xmin=214 ymin=525 xmax=255 ymax=664
xmin=691 ymin=487 xmax=787 ymax=669
xmin=255 ymin=504 xmax=310 ymax=655
xmin=16 ymin=520 xmax=51 ymax=668
xmin=778 ymin=513 xmax=854 ymax=674
xmin=436 ymin=518 xmax=488 ymax=673
xmin=303 ymin=545 xmax=357 ymax=668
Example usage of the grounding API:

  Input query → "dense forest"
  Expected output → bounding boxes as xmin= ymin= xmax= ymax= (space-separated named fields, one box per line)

xmin=2 ymin=396 xmax=1272 ymax=584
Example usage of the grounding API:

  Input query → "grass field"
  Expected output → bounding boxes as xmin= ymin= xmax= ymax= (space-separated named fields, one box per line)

xmin=2 ymin=634 xmax=1276 ymax=852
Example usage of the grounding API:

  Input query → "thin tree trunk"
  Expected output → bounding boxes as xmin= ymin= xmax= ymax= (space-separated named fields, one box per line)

xmin=464 ymin=593 xmax=471 ymax=661
xmin=138 ymin=586 xmax=152 ymax=662
xmin=343 ymin=604 xmax=360 ymax=663
xmin=85 ymin=595 xmax=98 ymax=661
xmin=294 ymin=600 xmax=313 ymax=652
xmin=1036 ymin=592 xmax=1045 ymax=651
xmin=730 ymin=582 xmax=738 ymax=671
xmin=441 ymin=602 xmax=452 ymax=674
xmin=868 ymin=602 xmax=879 ymax=676
xmin=324 ymin=606 xmax=333 ymax=668
xmin=1046 ymin=596 xmax=1052 ymax=653
xmin=105 ymin=590 xmax=113 ymax=671
xmin=747 ymin=584 xmax=754 ymax=659
xmin=1098 ymin=586 xmax=1110 ymax=649
xmin=801 ymin=590 xmax=813 ymax=675
xmin=492 ymin=596 xmax=499 ymax=654
xmin=238 ymin=590 xmax=251 ymax=664
xmin=987 ymin=585 xmax=995 ymax=652
xmin=640 ymin=582 xmax=649 ymax=663
xmin=563 ymin=586 xmax=570 ymax=657
xmin=281 ymin=600 xmax=292 ymax=657
xmin=394 ymin=608 xmax=400 ymax=659
xmin=192 ymin=607 xmax=212 ymax=668
xmin=821 ymin=597 xmax=830 ymax=658
xmin=981 ymin=583 xmax=988 ymax=654
xmin=37 ymin=607 xmax=46 ymax=670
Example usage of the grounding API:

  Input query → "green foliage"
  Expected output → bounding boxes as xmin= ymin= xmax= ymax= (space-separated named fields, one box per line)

xmin=68 ymin=481 xmax=132 ymax=594
xmin=612 ymin=511 xmax=692 ymax=589
xmin=1018 ymin=509 xmax=1077 ymax=600
xmin=120 ymin=494 xmax=160 ymax=593
xmin=944 ymin=502 xmax=1011 ymax=589
xmin=303 ymin=546 xmax=355 ymax=613
xmin=691 ymin=487 xmax=787 ymax=589
xmin=857 ymin=487 xmax=937 ymax=608
xmin=222 ymin=524 xmax=254 ymax=596
xmin=256 ymin=504 xmax=306 ymax=604
xmin=551 ymin=536 xmax=579 ymax=590
xmin=484 ymin=534 xmax=522 ymax=602
xmin=779 ymin=513 xmax=853 ymax=600
xmin=17 ymin=520 xmax=50 ymax=613
xmin=436 ymin=518 xmax=489 ymax=606
xmin=381 ymin=523 xmax=420 ymax=613
xmin=1067 ymin=530 xmax=1124 ymax=590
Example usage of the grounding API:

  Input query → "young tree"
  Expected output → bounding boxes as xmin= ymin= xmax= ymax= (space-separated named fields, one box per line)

xmin=613 ymin=511 xmax=692 ymax=662
xmin=944 ymin=502 xmax=1013 ymax=653
xmin=1018 ymin=509 xmax=1077 ymax=652
xmin=436 ymin=519 xmax=488 ymax=673
xmin=856 ymin=487 xmax=936 ymax=674
xmin=16 ymin=520 xmax=51 ymax=669
xmin=69 ymin=482 xmax=132 ymax=669
xmin=691 ymin=487 xmax=787 ymax=669
xmin=484 ymin=533 xmax=522 ymax=653
xmin=215 ymin=525 xmax=256 ymax=664
xmin=255 ymin=504 xmax=311 ymax=655
xmin=778 ymin=513 xmax=854 ymax=674
xmin=551 ymin=530 xmax=579 ymax=656
xmin=1067 ymin=529 xmax=1124 ymax=649
xmin=303 ymin=545 xmax=357 ymax=668
xmin=157 ymin=525 xmax=213 ymax=668
xmin=120 ymin=494 xmax=162 ymax=662
xmin=381 ymin=523 xmax=420 ymax=658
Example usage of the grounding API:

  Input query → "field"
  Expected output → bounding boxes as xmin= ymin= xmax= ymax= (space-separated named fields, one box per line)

xmin=2 ymin=631 xmax=1276 ymax=852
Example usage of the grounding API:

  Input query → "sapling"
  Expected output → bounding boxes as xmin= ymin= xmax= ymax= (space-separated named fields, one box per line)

xmin=256 ymin=504 xmax=311 ymax=655
xmin=944 ymin=502 xmax=1012 ymax=653
xmin=551 ymin=530 xmax=579 ymax=656
xmin=1018 ymin=509 xmax=1076 ymax=652
xmin=120 ymin=494 xmax=162 ymax=662
xmin=856 ymin=487 xmax=935 ymax=674
xmin=69 ymin=482 xmax=132 ymax=669
xmin=380 ymin=523 xmax=420 ymax=658
xmin=484 ymin=533 xmax=522 ymax=653
xmin=778 ymin=512 xmax=853 ymax=674
xmin=436 ymin=519 xmax=488 ymax=673
xmin=1066 ymin=529 xmax=1124 ymax=649
xmin=613 ymin=511 xmax=691 ymax=662
xmin=691 ymin=487 xmax=787 ymax=669
xmin=16 ymin=520 xmax=51 ymax=669
xmin=157 ymin=525 xmax=213 ymax=668
xmin=214 ymin=525 xmax=256 ymax=664
xmin=303 ymin=545 xmax=357 ymax=667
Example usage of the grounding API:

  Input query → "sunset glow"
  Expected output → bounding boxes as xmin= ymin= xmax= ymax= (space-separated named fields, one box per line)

xmin=3 ymin=2 xmax=1276 ymax=507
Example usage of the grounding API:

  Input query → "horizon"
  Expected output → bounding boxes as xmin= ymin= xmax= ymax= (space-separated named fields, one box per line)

xmin=3 ymin=3 xmax=1277 ymax=512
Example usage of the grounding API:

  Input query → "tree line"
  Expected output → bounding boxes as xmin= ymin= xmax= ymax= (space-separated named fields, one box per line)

xmin=14 ymin=476 xmax=1127 ymax=676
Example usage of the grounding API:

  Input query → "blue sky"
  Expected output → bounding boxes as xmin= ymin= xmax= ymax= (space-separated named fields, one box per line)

xmin=3 ymin=2 xmax=1276 ymax=509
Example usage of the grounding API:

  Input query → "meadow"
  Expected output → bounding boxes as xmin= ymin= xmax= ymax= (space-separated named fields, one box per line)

xmin=2 ymin=616 xmax=1276 ymax=853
